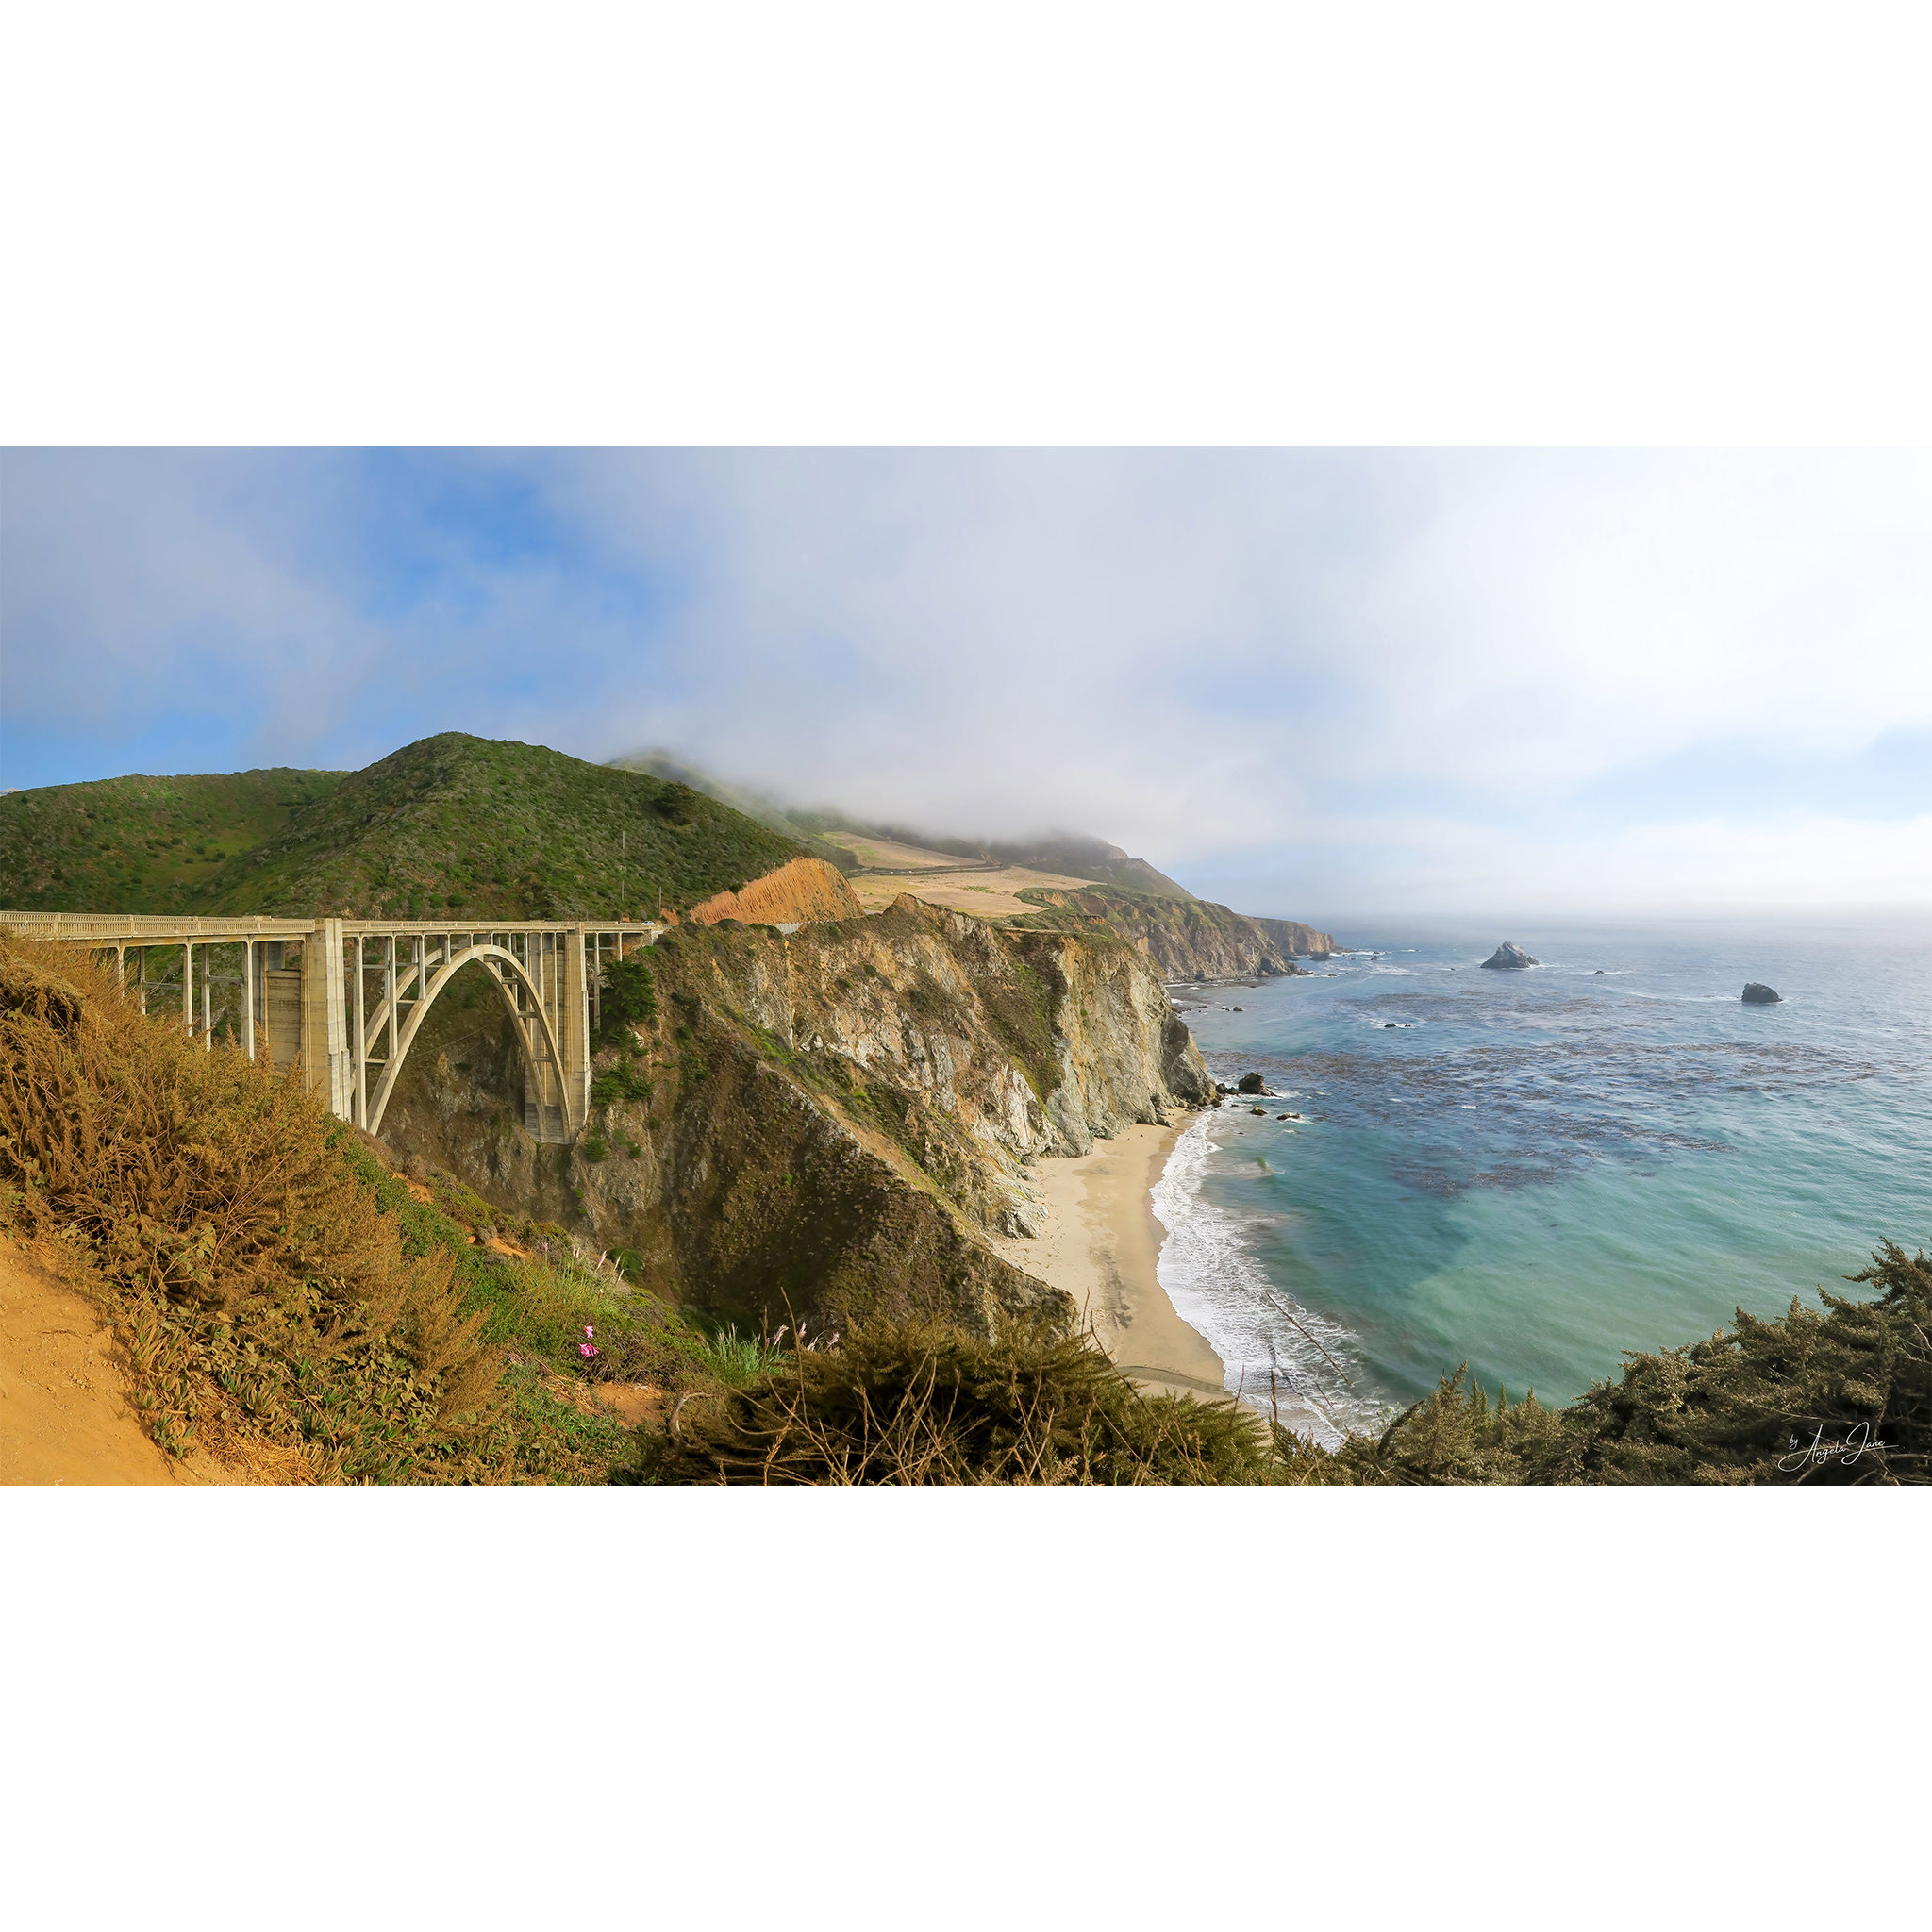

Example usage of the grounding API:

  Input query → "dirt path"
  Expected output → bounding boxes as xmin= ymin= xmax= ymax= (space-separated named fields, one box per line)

xmin=0 ymin=1237 xmax=188 ymax=1485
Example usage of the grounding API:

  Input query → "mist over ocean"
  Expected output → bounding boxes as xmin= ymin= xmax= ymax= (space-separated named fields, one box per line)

xmin=1157 ymin=922 xmax=1932 ymax=1444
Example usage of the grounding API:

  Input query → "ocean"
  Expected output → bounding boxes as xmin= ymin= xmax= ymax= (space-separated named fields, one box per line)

xmin=1155 ymin=922 xmax=1932 ymax=1445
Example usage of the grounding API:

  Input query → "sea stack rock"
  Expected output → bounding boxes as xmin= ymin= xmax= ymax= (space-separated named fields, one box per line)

xmin=1237 ymin=1072 xmax=1266 ymax=1094
xmin=1480 ymin=942 xmax=1538 ymax=970
xmin=1741 ymin=982 xmax=1782 ymax=1004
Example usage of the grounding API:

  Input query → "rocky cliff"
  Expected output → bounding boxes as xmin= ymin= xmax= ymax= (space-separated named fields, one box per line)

xmin=1244 ymin=914 xmax=1336 ymax=959
xmin=377 ymin=894 xmax=1213 ymax=1340
xmin=1010 ymin=887 xmax=1333 ymax=980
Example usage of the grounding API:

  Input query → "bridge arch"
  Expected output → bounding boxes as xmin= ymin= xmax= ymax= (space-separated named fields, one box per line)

xmin=364 ymin=941 xmax=571 ymax=1138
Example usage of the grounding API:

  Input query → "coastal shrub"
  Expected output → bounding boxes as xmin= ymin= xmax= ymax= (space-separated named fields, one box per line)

xmin=596 ymin=952 xmax=658 ymax=1047
xmin=1294 ymin=1246 xmax=1931 ymax=1486
xmin=652 ymin=1315 xmax=1282 ymax=1485
xmin=0 ymin=935 xmax=636 ymax=1483
xmin=0 ymin=936 xmax=503 ymax=1479
xmin=647 ymin=1252 xmax=1930 ymax=1487
xmin=591 ymin=1053 xmax=653 ymax=1106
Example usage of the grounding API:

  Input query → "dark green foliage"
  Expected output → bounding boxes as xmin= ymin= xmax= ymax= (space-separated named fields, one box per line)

xmin=651 ymin=781 xmax=702 ymax=826
xmin=653 ymin=1317 xmax=1279 ymax=1485
xmin=581 ymin=1133 xmax=610 ymax=1163
xmin=0 ymin=767 xmax=341 ymax=913
xmin=595 ymin=951 xmax=658 ymax=1046
xmin=590 ymin=1055 xmax=654 ymax=1107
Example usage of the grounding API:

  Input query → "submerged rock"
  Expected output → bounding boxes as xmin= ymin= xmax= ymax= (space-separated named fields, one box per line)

xmin=1237 ymin=1072 xmax=1266 ymax=1093
xmin=1741 ymin=982 xmax=1783 ymax=1004
xmin=1480 ymin=942 xmax=1538 ymax=970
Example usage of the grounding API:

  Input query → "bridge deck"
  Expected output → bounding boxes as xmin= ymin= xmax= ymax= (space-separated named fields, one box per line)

xmin=0 ymin=911 xmax=657 ymax=941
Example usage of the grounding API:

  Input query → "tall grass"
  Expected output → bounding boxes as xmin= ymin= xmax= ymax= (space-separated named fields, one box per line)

xmin=656 ymin=1316 xmax=1286 ymax=1484
xmin=0 ymin=935 xmax=618 ymax=1482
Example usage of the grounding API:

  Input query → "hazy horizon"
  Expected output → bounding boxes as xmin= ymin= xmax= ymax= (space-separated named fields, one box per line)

xmin=4 ymin=448 xmax=1928 ymax=926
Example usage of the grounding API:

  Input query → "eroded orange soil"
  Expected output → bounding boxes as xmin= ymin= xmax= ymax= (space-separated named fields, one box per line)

xmin=0 ymin=1237 xmax=185 ymax=1486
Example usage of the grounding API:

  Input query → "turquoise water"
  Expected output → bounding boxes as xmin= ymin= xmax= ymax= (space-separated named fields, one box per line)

xmin=1154 ymin=924 xmax=1932 ymax=1442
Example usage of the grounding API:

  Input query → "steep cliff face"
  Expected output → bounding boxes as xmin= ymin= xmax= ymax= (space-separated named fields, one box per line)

xmin=1244 ymin=914 xmax=1336 ymax=959
xmin=1012 ymin=887 xmax=1333 ymax=979
xmin=377 ymin=895 xmax=1212 ymax=1339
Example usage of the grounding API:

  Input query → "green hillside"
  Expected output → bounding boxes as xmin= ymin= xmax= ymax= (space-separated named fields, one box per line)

xmin=5 ymin=735 xmax=807 ymax=921
xmin=0 ymin=767 xmax=344 ymax=913
xmin=606 ymin=747 xmax=862 ymax=874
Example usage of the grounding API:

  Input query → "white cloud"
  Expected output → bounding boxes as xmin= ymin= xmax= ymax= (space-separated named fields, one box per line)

xmin=549 ymin=451 xmax=1932 ymax=899
xmin=4 ymin=448 xmax=1928 ymax=916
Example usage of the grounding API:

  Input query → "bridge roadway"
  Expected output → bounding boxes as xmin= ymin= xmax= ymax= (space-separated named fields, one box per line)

xmin=0 ymin=911 xmax=660 ymax=1143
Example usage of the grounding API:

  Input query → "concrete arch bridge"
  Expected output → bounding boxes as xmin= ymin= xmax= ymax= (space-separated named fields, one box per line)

xmin=0 ymin=912 xmax=659 ymax=1143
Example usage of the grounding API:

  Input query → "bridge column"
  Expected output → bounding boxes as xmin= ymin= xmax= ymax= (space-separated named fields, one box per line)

xmin=353 ymin=935 xmax=368 ymax=1127
xmin=563 ymin=926 xmax=591 ymax=1136
xmin=300 ymin=919 xmax=352 ymax=1120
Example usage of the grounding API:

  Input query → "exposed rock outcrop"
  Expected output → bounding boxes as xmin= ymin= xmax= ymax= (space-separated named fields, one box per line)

xmin=1741 ymin=982 xmax=1783 ymax=1004
xmin=1480 ymin=942 xmax=1539 ymax=969
xmin=378 ymin=893 xmax=1213 ymax=1341
xmin=1243 ymin=915 xmax=1337 ymax=960
xmin=1010 ymin=886 xmax=1334 ymax=980
xmin=687 ymin=855 xmax=863 ymax=926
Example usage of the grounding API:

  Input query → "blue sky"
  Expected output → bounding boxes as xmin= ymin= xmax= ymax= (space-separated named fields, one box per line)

xmin=3 ymin=448 xmax=1928 ymax=921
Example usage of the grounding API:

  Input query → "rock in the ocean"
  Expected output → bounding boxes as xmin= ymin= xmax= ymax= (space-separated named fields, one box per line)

xmin=1237 ymin=1072 xmax=1266 ymax=1093
xmin=1741 ymin=982 xmax=1783 ymax=1004
xmin=1480 ymin=942 xmax=1539 ymax=969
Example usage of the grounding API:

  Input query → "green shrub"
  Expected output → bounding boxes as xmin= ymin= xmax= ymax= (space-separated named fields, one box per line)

xmin=597 ymin=952 xmax=658 ymax=1046
xmin=590 ymin=1053 xmax=653 ymax=1106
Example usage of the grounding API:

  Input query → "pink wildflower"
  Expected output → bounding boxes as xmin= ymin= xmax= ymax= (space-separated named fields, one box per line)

xmin=584 ymin=1324 xmax=595 ymax=1339
xmin=579 ymin=1341 xmax=599 ymax=1357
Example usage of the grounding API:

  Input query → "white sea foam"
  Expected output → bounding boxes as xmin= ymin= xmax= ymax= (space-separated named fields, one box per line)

xmin=1153 ymin=1114 xmax=1383 ymax=1448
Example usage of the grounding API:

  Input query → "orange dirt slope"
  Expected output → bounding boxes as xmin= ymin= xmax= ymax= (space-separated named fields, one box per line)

xmin=0 ymin=1236 xmax=185 ymax=1485
xmin=687 ymin=856 xmax=864 ymax=926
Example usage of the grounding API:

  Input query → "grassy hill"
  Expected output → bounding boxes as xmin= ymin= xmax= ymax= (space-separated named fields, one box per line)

xmin=5 ymin=735 xmax=807 ymax=921
xmin=0 ymin=767 xmax=344 ymax=913
xmin=607 ymin=747 xmax=863 ymax=874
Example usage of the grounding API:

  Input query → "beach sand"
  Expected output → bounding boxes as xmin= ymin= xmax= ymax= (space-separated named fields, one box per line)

xmin=991 ymin=1117 xmax=1228 ymax=1404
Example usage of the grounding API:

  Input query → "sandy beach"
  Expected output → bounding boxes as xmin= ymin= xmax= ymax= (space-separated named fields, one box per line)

xmin=992 ymin=1116 xmax=1228 ymax=1404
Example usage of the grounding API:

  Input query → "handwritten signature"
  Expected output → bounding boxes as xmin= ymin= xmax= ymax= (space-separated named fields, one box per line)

xmin=1776 ymin=1421 xmax=1885 ymax=1473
